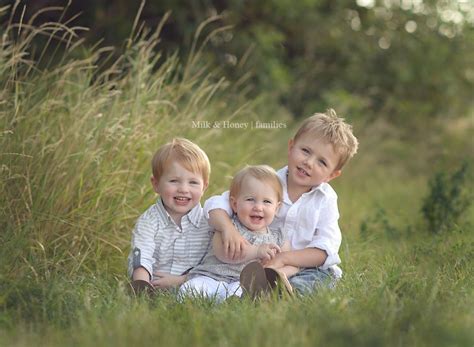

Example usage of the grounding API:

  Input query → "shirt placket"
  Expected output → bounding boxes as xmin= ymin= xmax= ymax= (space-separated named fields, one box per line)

xmin=170 ymin=220 xmax=185 ymax=274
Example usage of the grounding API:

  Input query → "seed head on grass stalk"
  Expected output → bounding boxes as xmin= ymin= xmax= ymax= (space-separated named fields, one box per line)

xmin=1 ymin=3 xmax=283 ymax=328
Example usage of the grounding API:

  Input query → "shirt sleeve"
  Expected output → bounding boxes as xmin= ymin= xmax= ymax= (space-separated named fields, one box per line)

xmin=306 ymin=195 xmax=342 ymax=270
xmin=203 ymin=191 xmax=233 ymax=219
xmin=127 ymin=214 xmax=157 ymax=279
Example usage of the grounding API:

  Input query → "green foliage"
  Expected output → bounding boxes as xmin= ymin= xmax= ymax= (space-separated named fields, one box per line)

xmin=359 ymin=207 xmax=401 ymax=240
xmin=5 ymin=0 xmax=473 ymax=123
xmin=0 ymin=5 xmax=473 ymax=347
xmin=0 ymin=4 xmax=288 ymax=321
xmin=421 ymin=163 xmax=472 ymax=234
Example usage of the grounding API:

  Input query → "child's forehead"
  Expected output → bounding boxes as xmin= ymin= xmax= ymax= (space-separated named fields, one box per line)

xmin=295 ymin=130 xmax=329 ymax=144
xmin=163 ymin=159 xmax=202 ymax=176
xmin=240 ymin=176 xmax=276 ymax=193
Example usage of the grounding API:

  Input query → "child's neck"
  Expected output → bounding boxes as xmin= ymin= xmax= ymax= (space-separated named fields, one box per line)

xmin=287 ymin=182 xmax=312 ymax=203
xmin=250 ymin=227 xmax=268 ymax=234
xmin=237 ymin=218 xmax=268 ymax=234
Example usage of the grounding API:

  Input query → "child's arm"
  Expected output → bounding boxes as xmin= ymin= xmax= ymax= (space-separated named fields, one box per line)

xmin=128 ymin=216 xmax=158 ymax=283
xmin=204 ymin=193 xmax=250 ymax=260
xmin=132 ymin=266 xmax=152 ymax=281
xmin=212 ymin=232 xmax=280 ymax=264
xmin=265 ymin=247 xmax=328 ymax=269
xmin=266 ymin=196 xmax=342 ymax=271
xmin=209 ymin=209 xmax=250 ymax=260
xmin=263 ymin=241 xmax=300 ymax=277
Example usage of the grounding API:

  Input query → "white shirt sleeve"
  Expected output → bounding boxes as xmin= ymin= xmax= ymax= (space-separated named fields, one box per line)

xmin=203 ymin=190 xmax=232 ymax=219
xmin=306 ymin=195 xmax=342 ymax=270
xmin=128 ymin=215 xmax=157 ymax=279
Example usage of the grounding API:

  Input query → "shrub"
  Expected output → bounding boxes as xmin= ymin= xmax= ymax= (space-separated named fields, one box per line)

xmin=421 ymin=162 xmax=471 ymax=234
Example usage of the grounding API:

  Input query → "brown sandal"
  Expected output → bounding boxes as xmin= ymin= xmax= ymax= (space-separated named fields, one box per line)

xmin=240 ymin=261 xmax=271 ymax=299
xmin=129 ymin=279 xmax=156 ymax=296
xmin=264 ymin=268 xmax=294 ymax=296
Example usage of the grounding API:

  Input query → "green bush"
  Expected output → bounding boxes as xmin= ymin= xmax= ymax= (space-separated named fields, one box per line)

xmin=421 ymin=163 xmax=471 ymax=234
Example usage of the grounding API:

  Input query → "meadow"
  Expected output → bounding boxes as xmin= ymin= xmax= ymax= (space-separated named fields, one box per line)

xmin=1 ymin=11 xmax=473 ymax=347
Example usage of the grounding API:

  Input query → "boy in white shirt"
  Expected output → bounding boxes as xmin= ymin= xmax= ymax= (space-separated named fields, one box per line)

xmin=128 ymin=138 xmax=212 ymax=293
xmin=205 ymin=109 xmax=358 ymax=294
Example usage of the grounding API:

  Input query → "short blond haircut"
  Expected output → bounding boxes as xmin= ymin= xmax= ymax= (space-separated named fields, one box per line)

xmin=229 ymin=165 xmax=283 ymax=203
xmin=151 ymin=138 xmax=211 ymax=185
xmin=293 ymin=109 xmax=358 ymax=170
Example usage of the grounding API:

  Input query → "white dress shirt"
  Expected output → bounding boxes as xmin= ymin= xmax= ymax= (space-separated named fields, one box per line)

xmin=204 ymin=166 xmax=343 ymax=277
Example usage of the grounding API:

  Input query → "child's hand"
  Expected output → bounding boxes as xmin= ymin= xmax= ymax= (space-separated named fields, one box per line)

xmin=152 ymin=271 xmax=187 ymax=289
xmin=261 ymin=252 xmax=286 ymax=269
xmin=221 ymin=225 xmax=250 ymax=261
xmin=257 ymin=243 xmax=281 ymax=261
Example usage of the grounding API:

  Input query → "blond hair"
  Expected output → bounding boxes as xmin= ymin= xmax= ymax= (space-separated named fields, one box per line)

xmin=293 ymin=109 xmax=358 ymax=169
xmin=229 ymin=165 xmax=283 ymax=203
xmin=151 ymin=138 xmax=211 ymax=185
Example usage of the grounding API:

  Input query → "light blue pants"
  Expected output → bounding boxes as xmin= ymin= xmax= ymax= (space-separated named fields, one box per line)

xmin=289 ymin=267 xmax=337 ymax=295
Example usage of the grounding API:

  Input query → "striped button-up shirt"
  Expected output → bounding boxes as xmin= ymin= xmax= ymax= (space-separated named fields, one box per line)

xmin=127 ymin=198 xmax=212 ymax=279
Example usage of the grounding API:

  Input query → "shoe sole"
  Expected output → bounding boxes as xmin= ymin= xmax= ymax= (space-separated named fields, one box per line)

xmin=129 ymin=279 xmax=156 ymax=296
xmin=264 ymin=268 xmax=294 ymax=296
xmin=240 ymin=261 xmax=270 ymax=299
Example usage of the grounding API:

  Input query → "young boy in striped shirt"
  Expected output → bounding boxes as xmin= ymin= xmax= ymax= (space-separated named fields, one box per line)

xmin=128 ymin=138 xmax=212 ymax=292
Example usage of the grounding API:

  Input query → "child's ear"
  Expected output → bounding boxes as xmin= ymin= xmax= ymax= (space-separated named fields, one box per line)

xmin=230 ymin=196 xmax=238 ymax=213
xmin=150 ymin=175 xmax=160 ymax=193
xmin=275 ymin=201 xmax=282 ymax=212
xmin=288 ymin=138 xmax=295 ymax=153
xmin=326 ymin=170 xmax=341 ymax=182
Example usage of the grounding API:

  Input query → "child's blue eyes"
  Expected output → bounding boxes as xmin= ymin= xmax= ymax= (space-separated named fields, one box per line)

xmin=168 ymin=179 xmax=201 ymax=185
xmin=244 ymin=198 xmax=273 ymax=204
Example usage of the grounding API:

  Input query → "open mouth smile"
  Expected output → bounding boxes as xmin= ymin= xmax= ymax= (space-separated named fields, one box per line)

xmin=174 ymin=196 xmax=191 ymax=205
xmin=250 ymin=215 xmax=264 ymax=223
xmin=297 ymin=166 xmax=310 ymax=177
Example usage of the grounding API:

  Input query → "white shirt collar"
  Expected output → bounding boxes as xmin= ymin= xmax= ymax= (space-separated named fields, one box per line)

xmin=155 ymin=198 xmax=202 ymax=228
xmin=277 ymin=166 xmax=331 ymax=204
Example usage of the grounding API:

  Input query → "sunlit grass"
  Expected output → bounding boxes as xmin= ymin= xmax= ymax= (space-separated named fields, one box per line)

xmin=1 ymin=5 xmax=473 ymax=347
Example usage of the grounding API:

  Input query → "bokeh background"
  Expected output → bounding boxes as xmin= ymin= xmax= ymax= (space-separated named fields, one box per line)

xmin=1 ymin=1 xmax=473 ymax=346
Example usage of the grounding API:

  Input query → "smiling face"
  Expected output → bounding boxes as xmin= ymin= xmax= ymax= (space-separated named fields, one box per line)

xmin=151 ymin=160 xmax=207 ymax=224
xmin=287 ymin=132 xmax=341 ymax=199
xmin=230 ymin=176 xmax=281 ymax=232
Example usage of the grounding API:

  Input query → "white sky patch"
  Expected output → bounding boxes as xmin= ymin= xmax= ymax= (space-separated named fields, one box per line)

xmin=356 ymin=0 xmax=375 ymax=8
xmin=405 ymin=20 xmax=418 ymax=33
xmin=378 ymin=36 xmax=391 ymax=49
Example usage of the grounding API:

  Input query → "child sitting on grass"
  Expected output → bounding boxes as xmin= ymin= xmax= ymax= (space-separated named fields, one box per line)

xmin=127 ymin=138 xmax=212 ymax=293
xmin=179 ymin=165 xmax=291 ymax=302
xmin=205 ymin=109 xmax=358 ymax=295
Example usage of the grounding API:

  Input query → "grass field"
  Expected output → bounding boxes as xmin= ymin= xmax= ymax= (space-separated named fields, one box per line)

xmin=1 ymin=14 xmax=473 ymax=347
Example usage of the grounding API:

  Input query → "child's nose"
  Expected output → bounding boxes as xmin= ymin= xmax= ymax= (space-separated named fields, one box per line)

xmin=177 ymin=183 xmax=188 ymax=192
xmin=303 ymin=156 xmax=314 ymax=168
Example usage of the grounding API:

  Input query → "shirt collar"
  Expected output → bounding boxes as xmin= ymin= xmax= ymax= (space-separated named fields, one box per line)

xmin=277 ymin=166 xmax=330 ymax=205
xmin=155 ymin=198 xmax=202 ymax=228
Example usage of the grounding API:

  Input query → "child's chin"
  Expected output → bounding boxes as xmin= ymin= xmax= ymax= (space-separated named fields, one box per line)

xmin=244 ymin=222 xmax=266 ymax=232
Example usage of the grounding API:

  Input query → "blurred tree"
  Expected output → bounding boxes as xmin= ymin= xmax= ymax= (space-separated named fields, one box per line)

xmin=2 ymin=0 xmax=473 ymax=123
